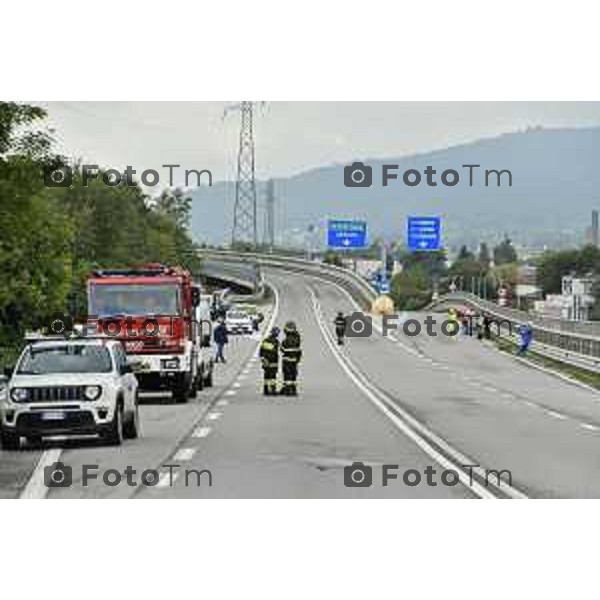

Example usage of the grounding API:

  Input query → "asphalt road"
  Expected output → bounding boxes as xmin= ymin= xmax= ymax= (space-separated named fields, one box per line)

xmin=3 ymin=267 xmax=600 ymax=498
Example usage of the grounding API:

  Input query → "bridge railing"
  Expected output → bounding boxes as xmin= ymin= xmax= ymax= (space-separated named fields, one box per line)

xmin=198 ymin=249 xmax=378 ymax=309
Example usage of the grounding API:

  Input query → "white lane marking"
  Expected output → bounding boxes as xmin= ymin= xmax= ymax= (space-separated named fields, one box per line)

xmin=207 ymin=411 xmax=222 ymax=421
xmin=216 ymin=399 xmax=229 ymax=407
xmin=524 ymin=401 xmax=537 ymax=408
xmin=157 ymin=470 xmax=180 ymax=488
xmin=173 ymin=448 xmax=196 ymax=461
xmin=546 ymin=410 xmax=567 ymax=420
xmin=225 ymin=390 xmax=237 ymax=397
xmin=192 ymin=426 xmax=212 ymax=438
xmin=20 ymin=448 xmax=63 ymax=500
xmin=308 ymin=288 xmax=499 ymax=500
xmin=233 ymin=381 xmax=242 ymax=388
xmin=580 ymin=423 xmax=599 ymax=431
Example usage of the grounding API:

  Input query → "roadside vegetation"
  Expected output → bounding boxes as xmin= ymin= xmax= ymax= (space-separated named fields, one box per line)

xmin=0 ymin=102 xmax=200 ymax=361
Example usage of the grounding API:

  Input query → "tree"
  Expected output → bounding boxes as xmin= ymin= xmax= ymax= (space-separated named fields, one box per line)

xmin=493 ymin=236 xmax=518 ymax=265
xmin=478 ymin=242 xmax=491 ymax=267
xmin=390 ymin=265 xmax=432 ymax=310
xmin=458 ymin=245 xmax=474 ymax=261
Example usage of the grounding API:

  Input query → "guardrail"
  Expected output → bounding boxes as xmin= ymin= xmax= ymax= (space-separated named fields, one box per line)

xmin=431 ymin=291 xmax=600 ymax=373
xmin=198 ymin=249 xmax=378 ymax=310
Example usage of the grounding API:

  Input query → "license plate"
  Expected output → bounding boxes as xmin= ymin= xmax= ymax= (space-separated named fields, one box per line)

xmin=41 ymin=411 xmax=66 ymax=421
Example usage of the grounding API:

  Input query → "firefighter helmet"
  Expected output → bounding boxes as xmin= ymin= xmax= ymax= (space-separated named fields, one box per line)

xmin=284 ymin=321 xmax=297 ymax=333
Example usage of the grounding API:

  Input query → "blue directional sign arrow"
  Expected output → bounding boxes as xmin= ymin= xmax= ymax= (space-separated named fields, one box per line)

xmin=407 ymin=216 xmax=441 ymax=252
xmin=327 ymin=220 xmax=367 ymax=249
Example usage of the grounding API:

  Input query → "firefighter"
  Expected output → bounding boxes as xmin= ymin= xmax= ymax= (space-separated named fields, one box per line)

xmin=281 ymin=321 xmax=302 ymax=396
xmin=259 ymin=326 xmax=280 ymax=395
xmin=334 ymin=312 xmax=346 ymax=345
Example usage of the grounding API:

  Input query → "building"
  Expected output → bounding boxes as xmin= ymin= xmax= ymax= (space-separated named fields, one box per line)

xmin=585 ymin=210 xmax=599 ymax=247
xmin=534 ymin=274 xmax=596 ymax=321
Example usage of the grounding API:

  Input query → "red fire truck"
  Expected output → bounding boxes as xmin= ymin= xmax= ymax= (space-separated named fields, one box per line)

xmin=87 ymin=264 xmax=213 ymax=402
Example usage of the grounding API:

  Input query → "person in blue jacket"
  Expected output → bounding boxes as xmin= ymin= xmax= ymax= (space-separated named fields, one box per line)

xmin=213 ymin=318 xmax=229 ymax=363
xmin=517 ymin=322 xmax=533 ymax=356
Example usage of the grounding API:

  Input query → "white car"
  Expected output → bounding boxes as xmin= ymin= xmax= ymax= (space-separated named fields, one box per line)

xmin=225 ymin=310 xmax=254 ymax=335
xmin=0 ymin=337 xmax=139 ymax=450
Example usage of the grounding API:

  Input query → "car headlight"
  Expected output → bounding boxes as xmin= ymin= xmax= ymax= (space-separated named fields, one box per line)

xmin=10 ymin=387 xmax=29 ymax=402
xmin=83 ymin=385 xmax=102 ymax=401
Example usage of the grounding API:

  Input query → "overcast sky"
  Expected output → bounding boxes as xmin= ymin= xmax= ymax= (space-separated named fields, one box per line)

xmin=37 ymin=101 xmax=600 ymax=186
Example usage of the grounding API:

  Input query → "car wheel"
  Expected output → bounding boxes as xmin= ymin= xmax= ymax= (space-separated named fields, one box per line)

xmin=104 ymin=405 xmax=123 ymax=446
xmin=123 ymin=404 xmax=139 ymax=439
xmin=1 ymin=429 xmax=20 ymax=451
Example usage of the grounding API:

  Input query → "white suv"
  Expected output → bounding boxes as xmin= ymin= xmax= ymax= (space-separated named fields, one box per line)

xmin=225 ymin=310 xmax=254 ymax=335
xmin=0 ymin=337 xmax=139 ymax=450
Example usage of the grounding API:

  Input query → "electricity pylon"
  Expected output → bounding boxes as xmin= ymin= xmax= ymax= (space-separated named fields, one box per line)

xmin=224 ymin=101 xmax=259 ymax=247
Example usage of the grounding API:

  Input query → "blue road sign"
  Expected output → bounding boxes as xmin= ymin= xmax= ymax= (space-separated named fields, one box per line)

xmin=327 ymin=220 xmax=367 ymax=249
xmin=407 ymin=216 xmax=441 ymax=251
xmin=378 ymin=278 xmax=390 ymax=294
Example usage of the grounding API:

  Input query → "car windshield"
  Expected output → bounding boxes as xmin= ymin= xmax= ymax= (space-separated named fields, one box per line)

xmin=17 ymin=345 xmax=113 ymax=375
xmin=89 ymin=283 xmax=180 ymax=316
xmin=228 ymin=312 xmax=248 ymax=320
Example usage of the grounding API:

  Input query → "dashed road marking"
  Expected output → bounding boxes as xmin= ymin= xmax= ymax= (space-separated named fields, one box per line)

xmin=157 ymin=470 xmax=180 ymax=488
xmin=580 ymin=423 xmax=599 ymax=431
xmin=20 ymin=448 xmax=63 ymax=500
xmin=225 ymin=390 xmax=237 ymax=397
xmin=207 ymin=411 xmax=223 ymax=421
xmin=173 ymin=448 xmax=196 ymax=461
xmin=546 ymin=410 xmax=567 ymax=420
xmin=216 ymin=399 xmax=229 ymax=407
xmin=233 ymin=381 xmax=242 ymax=388
xmin=192 ymin=426 xmax=212 ymax=438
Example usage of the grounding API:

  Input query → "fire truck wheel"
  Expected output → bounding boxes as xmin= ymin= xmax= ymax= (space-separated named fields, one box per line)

xmin=196 ymin=369 xmax=204 ymax=393
xmin=173 ymin=375 xmax=190 ymax=403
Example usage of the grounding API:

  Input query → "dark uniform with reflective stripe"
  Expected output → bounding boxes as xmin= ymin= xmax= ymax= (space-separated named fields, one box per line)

xmin=334 ymin=313 xmax=346 ymax=345
xmin=281 ymin=325 xmax=302 ymax=396
xmin=259 ymin=329 xmax=280 ymax=395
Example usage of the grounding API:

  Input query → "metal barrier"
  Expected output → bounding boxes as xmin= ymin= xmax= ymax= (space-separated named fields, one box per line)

xmin=198 ymin=250 xmax=378 ymax=310
xmin=431 ymin=291 xmax=600 ymax=371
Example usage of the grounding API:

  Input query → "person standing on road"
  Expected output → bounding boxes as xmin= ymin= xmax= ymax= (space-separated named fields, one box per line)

xmin=517 ymin=322 xmax=533 ymax=356
xmin=483 ymin=313 xmax=492 ymax=339
xmin=260 ymin=326 xmax=280 ymax=396
xmin=280 ymin=321 xmax=302 ymax=396
xmin=213 ymin=318 xmax=228 ymax=363
xmin=447 ymin=308 xmax=460 ymax=340
xmin=334 ymin=312 xmax=346 ymax=345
